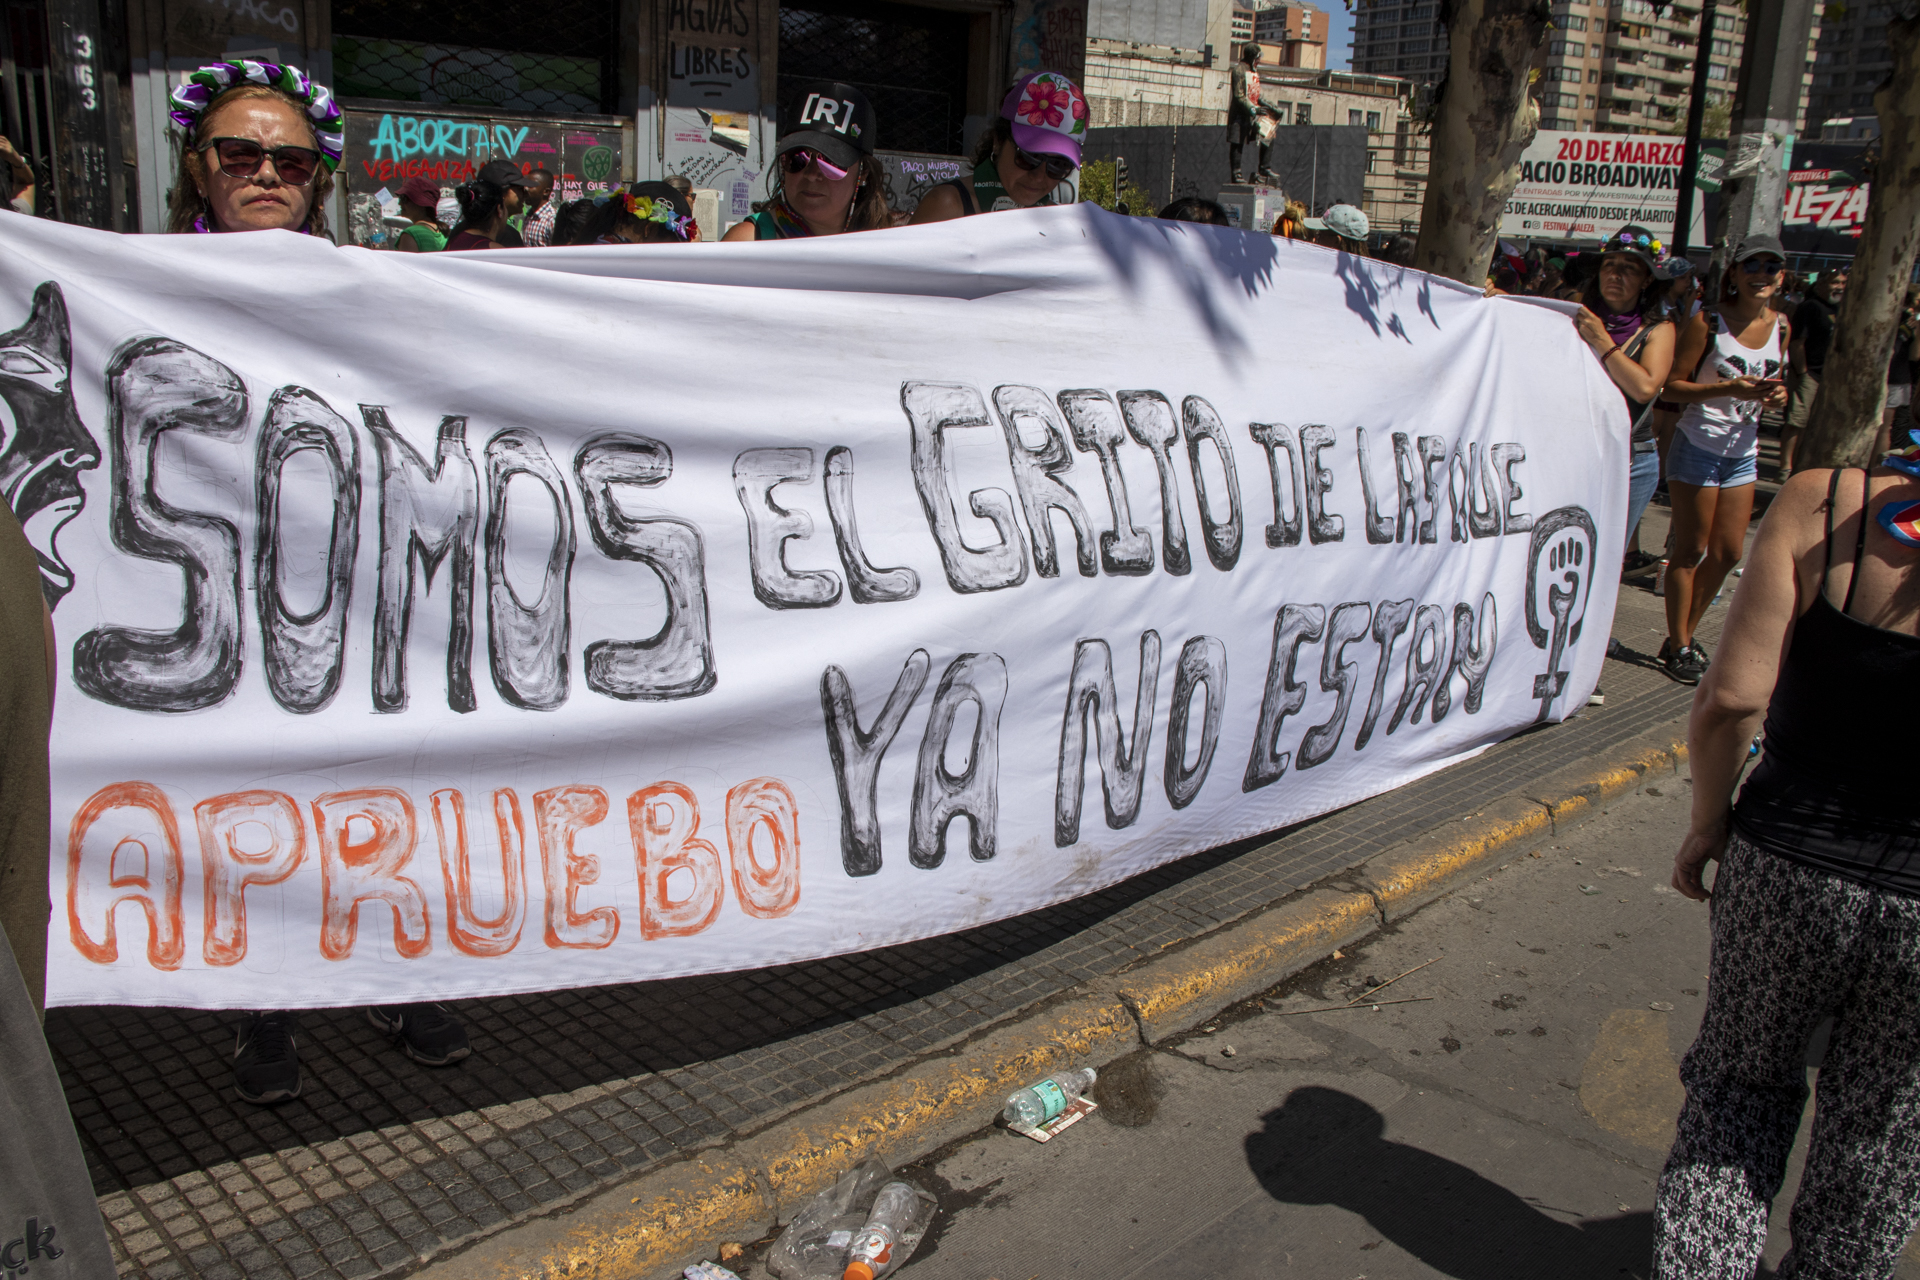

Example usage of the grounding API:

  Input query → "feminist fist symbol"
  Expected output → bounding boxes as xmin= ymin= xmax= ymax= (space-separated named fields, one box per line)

xmin=1525 ymin=507 xmax=1599 ymax=723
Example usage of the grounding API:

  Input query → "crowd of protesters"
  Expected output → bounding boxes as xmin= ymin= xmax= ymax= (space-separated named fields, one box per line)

xmin=6 ymin=50 xmax=1920 ymax=1280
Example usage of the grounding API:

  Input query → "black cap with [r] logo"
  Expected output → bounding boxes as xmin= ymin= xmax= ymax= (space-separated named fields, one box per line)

xmin=777 ymin=80 xmax=877 ymax=172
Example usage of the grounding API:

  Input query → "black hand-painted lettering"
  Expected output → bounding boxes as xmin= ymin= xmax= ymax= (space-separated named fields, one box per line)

xmin=1418 ymin=436 xmax=1447 ymax=544
xmin=910 ymin=653 xmax=1006 ymax=868
xmin=1299 ymin=425 xmax=1345 ymax=544
xmin=1117 ymin=390 xmax=1190 ymax=575
xmin=73 ymin=338 xmax=247 ymax=713
xmin=824 ymin=446 xmax=919 ymax=603
xmin=366 ymin=408 xmax=478 ymax=714
xmin=1355 ymin=598 xmax=1413 ymax=750
xmin=1447 ymin=447 xmax=1470 ymax=542
xmin=1249 ymin=422 xmax=1304 ymax=548
xmin=1057 ymin=390 xmax=1154 ymax=576
xmin=1243 ymin=604 xmax=1324 ymax=791
xmin=1434 ymin=593 xmax=1497 ymax=721
xmin=1164 ymin=634 xmax=1226 ymax=809
xmin=734 ymin=447 xmax=842 ymax=608
xmin=1181 ymin=396 xmax=1244 ymax=571
xmin=821 ymin=649 xmax=930 ymax=876
xmin=1493 ymin=443 xmax=1533 ymax=533
xmin=1055 ymin=630 xmax=1161 ymax=846
xmin=1466 ymin=443 xmax=1504 ymax=539
xmin=1356 ymin=428 xmax=1396 ymax=546
xmin=1300 ymin=601 xmax=1372 ymax=768
xmin=1391 ymin=433 xmax=1423 ymax=544
xmin=993 ymin=384 xmax=1097 ymax=579
xmin=575 ymin=433 xmax=715 ymax=701
xmin=1387 ymin=603 xmax=1447 ymax=733
xmin=255 ymin=388 xmax=360 ymax=713
xmin=485 ymin=428 xmax=574 ymax=710
xmin=902 ymin=381 xmax=1027 ymax=593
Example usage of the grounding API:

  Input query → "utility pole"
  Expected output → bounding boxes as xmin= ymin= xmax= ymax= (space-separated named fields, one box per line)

xmin=1668 ymin=0 xmax=1717 ymax=258
xmin=1706 ymin=0 xmax=1817 ymax=268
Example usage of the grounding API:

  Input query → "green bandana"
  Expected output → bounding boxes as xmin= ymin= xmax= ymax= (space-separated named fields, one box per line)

xmin=971 ymin=157 xmax=1057 ymax=214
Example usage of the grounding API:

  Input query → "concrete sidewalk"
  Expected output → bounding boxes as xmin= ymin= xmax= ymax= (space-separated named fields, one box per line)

xmin=59 ymin=548 xmax=1712 ymax=1280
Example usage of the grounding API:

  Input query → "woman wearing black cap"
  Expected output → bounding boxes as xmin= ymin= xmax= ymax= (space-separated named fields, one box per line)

xmin=911 ymin=71 xmax=1086 ymax=222
xmin=445 ymin=158 xmax=533 ymax=251
xmin=724 ymin=80 xmax=890 ymax=240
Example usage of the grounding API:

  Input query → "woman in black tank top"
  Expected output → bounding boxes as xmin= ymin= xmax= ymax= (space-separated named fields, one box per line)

xmin=1653 ymin=456 xmax=1920 ymax=1276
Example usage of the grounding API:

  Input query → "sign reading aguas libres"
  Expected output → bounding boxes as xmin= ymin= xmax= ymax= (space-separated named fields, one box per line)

xmin=0 ymin=209 xmax=1625 ymax=1010
xmin=1501 ymin=130 xmax=1702 ymax=242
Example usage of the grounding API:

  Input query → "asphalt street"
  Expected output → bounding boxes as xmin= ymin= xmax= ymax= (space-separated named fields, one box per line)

xmin=797 ymin=778 xmax=1920 ymax=1280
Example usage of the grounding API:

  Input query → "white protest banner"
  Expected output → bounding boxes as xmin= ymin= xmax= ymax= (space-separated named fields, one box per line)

xmin=1501 ymin=130 xmax=1703 ymax=244
xmin=0 ymin=208 xmax=1625 ymax=1010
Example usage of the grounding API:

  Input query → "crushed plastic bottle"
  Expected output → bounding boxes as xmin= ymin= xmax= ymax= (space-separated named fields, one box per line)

xmin=841 ymin=1181 xmax=936 ymax=1280
xmin=768 ymin=1157 xmax=894 ymax=1279
xmin=1002 ymin=1067 xmax=1097 ymax=1128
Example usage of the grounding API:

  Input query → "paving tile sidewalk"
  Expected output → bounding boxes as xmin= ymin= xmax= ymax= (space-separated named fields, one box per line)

xmin=54 ymin=563 xmax=1711 ymax=1280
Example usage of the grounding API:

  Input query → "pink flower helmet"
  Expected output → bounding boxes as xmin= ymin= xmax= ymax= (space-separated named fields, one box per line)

xmin=1000 ymin=71 xmax=1087 ymax=169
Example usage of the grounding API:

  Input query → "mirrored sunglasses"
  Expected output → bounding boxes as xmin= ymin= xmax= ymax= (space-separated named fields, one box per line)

xmin=202 ymin=137 xmax=321 ymax=186
xmin=781 ymin=147 xmax=849 ymax=181
xmin=1012 ymin=145 xmax=1075 ymax=182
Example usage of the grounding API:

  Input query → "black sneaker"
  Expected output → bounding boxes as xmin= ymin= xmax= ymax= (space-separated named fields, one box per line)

xmin=234 ymin=1011 xmax=302 ymax=1104
xmin=367 ymin=1003 xmax=471 ymax=1066
xmin=1662 ymin=640 xmax=1707 ymax=685
xmin=1622 ymin=550 xmax=1660 ymax=578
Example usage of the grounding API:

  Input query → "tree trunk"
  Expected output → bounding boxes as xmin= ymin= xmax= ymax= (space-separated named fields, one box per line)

xmin=1799 ymin=13 xmax=1920 ymax=469
xmin=1411 ymin=0 xmax=1551 ymax=287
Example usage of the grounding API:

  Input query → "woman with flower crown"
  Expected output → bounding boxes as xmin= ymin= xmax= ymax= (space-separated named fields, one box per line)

xmin=1655 ymin=367 xmax=1920 ymax=1280
xmin=911 ymin=72 xmax=1086 ymax=223
xmin=165 ymin=60 xmax=342 ymax=236
xmin=164 ymin=61 xmax=475 ymax=1105
xmin=576 ymin=182 xmax=700 ymax=244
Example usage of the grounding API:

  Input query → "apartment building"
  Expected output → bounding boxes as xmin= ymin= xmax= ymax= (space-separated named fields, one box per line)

xmin=1084 ymin=0 xmax=1234 ymax=130
xmin=1805 ymin=0 xmax=1897 ymax=139
xmin=1349 ymin=0 xmax=1449 ymax=83
xmin=1252 ymin=2 xmax=1330 ymax=66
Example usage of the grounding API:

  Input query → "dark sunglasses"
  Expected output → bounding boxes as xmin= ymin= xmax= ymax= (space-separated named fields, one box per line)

xmin=202 ymin=136 xmax=321 ymax=187
xmin=781 ymin=147 xmax=850 ymax=181
xmin=1011 ymin=145 xmax=1075 ymax=182
xmin=1738 ymin=257 xmax=1785 ymax=275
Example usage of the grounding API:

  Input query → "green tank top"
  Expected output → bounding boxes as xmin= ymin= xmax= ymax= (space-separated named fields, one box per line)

xmin=399 ymin=222 xmax=446 ymax=252
xmin=948 ymin=158 xmax=1060 ymax=215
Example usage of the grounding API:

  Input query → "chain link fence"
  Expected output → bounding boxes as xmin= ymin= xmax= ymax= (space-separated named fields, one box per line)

xmin=778 ymin=0 xmax=970 ymax=158
xmin=332 ymin=0 xmax=617 ymax=114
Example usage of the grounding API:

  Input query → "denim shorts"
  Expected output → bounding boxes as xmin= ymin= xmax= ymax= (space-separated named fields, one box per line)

xmin=1669 ymin=431 xmax=1757 ymax=488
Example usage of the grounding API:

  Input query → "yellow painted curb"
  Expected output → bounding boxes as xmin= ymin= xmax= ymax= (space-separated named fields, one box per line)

xmin=1114 ymin=888 xmax=1382 ymax=1043
xmin=1364 ymin=733 xmax=1688 ymax=921
xmin=414 ymin=726 xmax=1691 ymax=1280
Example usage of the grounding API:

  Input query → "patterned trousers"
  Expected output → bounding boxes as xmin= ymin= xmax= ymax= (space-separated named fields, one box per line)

xmin=1653 ymin=832 xmax=1920 ymax=1278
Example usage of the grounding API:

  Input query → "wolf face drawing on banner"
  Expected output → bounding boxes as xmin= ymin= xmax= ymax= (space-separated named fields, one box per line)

xmin=0 ymin=284 xmax=99 ymax=607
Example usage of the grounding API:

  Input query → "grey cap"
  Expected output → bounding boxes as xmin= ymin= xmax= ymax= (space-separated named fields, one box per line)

xmin=1732 ymin=232 xmax=1786 ymax=262
xmin=1323 ymin=203 xmax=1370 ymax=241
xmin=1653 ymin=257 xmax=1695 ymax=281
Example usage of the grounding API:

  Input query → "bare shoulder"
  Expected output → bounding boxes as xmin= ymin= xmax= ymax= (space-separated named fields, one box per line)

xmin=721 ymin=219 xmax=757 ymax=242
xmin=911 ymin=185 xmax=964 ymax=225
xmin=1766 ymin=467 xmax=1846 ymax=544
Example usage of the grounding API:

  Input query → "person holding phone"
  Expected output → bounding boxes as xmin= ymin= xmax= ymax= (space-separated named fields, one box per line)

xmin=1655 ymin=234 xmax=1792 ymax=685
xmin=910 ymin=72 xmax=1085 ymax=222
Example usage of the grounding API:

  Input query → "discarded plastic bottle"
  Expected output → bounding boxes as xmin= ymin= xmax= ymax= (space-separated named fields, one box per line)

xmin=1002 ymin=1067 xmax=1097 ymax=1128
xmin=768 ymin=1157 xmax=893 ymax=1279
xmin=842 ymin=1181 xmax=935 ymax=1280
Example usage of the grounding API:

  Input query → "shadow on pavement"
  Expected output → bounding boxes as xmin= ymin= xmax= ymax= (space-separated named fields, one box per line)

xmin=1245 ymin=1085 xmax=1657 ymax=1279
